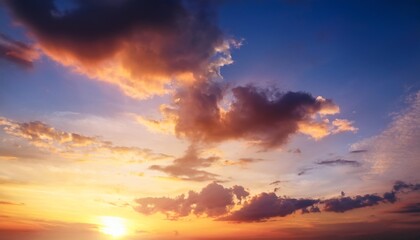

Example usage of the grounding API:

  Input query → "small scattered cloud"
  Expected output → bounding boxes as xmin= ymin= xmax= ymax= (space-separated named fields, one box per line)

xmin=149 ymin=144 xmax=220 ymax=182
xmin=349 ymin=149 xmax=368 ymax=154
xmin=269 ymin=180 xmax=282 ymax=186
xmin=223 ymin=158 xmax=264 ymax=167
xmin=297 ymin=167 xmax=313 ymax=176
xmin=317 ymin=159 xmax=361 ymax=167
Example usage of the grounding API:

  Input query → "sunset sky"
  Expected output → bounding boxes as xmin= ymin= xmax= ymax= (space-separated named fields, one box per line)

xmin=0 ymin=0 xmax=419 ymax=239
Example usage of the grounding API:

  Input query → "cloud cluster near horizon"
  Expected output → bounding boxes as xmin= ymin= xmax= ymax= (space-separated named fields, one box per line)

xmin=135 ymin=182 xmax=249 ymax=219
xmin=134 ymin=181 xmax=420 ymax=222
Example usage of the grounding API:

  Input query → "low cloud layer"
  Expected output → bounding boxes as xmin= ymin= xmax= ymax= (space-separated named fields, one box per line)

xmin=135 ymin=181 xmax=419 ymax=222
xmin=0 ymin=33 xmax=39 ymax=67
xmin=4 ymin=0 xmax=236 ymax=98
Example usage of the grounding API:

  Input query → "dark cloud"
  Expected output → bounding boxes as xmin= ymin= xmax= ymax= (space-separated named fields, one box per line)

xmin=133 ymin=181 xmax=420 ymax=222
xmin=4 ymin=0 xmax=234 ymax=98
xmin=392 ymin=181 xmax=420 ymax=192
xmin=149 ymin=144 xmax=220 ymax=181
xmin=269 ymin=180 xmax=282 ymax=186
xmin=219 ymin=192 xmax=319 ymax=222
xmin=297 ymin=167 xmax=313 ymax=176
xmin=157 ymin=82 xmax=347 ymax=149
xmin=301 ymin=206 xmax=321 ymax=214
xmin=317 ymin=159 xmax=361 ymax=167
xmin=134 ymin=182 xmax=249 ymax=219
xmin=320 ymin=180 xmax=420 ymax=213
xmin=349 ymin=149 xmax=368 ymax=154
xmin=0 ymin=33 xmax=39 ymax=68
xmin=322 ymin=194 xmax=386 ymax=213
xmin=391 ymin=203 xmax=420 ymax=214
xmin=383 ymin=191 xmax=397 ymax=203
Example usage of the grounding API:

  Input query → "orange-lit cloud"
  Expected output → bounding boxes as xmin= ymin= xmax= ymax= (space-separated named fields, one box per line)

xmin=5 ymin=0 xmax=237 ymax=98
xmin=138 ymin=83 xmax=357 ymax=148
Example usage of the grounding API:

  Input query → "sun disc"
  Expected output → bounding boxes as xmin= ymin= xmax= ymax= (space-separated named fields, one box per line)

xmin=100 ymin=216 xmax=127 ymax=237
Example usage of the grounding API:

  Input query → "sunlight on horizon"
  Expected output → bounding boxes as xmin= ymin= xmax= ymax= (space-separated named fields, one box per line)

xmin=100 ymin=216 xmax=127 ymax=238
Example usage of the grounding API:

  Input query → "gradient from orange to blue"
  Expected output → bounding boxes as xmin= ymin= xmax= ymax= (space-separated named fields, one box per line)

xmin=0 ymin=1 xmax=419 ymax=240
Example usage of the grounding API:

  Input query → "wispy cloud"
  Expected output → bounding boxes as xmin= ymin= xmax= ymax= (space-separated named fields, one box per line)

xmin=0 ymin=33 xmax=39 ymax=67
xmin=351 ymin=91 xmax=420 ymax=180
xmin=149 ymin=144 xmax=220 ymax=182
xmin=0 ymin=117 xmax=171 ymax=162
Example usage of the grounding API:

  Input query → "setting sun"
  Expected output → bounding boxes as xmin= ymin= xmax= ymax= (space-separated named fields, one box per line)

xmin=100 ymin=217 xmax=127 ymax=238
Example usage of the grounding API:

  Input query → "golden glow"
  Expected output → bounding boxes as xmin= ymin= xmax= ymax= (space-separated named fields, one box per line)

xmin=100 ymin=216 xmax=127 ymax=238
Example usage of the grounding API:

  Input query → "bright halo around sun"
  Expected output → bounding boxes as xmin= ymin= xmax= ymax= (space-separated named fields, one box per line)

xmin=100 ymin=216 xmax=127 ymax=238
